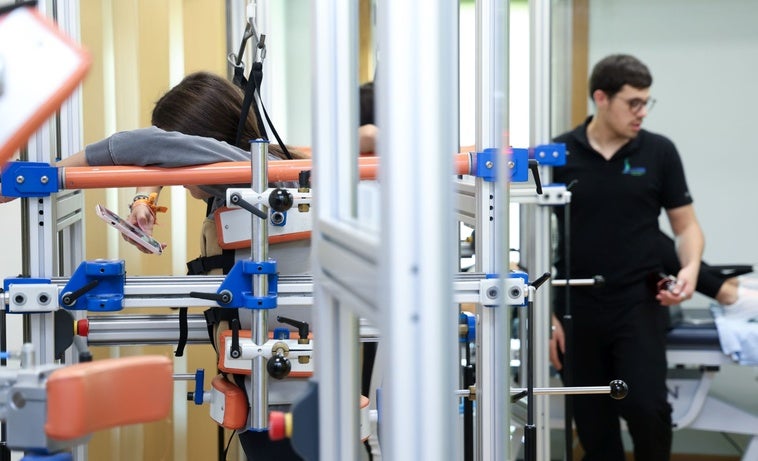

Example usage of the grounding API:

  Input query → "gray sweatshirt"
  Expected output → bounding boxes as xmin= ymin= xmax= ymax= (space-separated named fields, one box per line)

xmin=85 ymin=126 xmax=285 ymax=211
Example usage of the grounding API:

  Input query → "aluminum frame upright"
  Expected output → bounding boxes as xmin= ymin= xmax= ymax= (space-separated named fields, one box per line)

xmin=520 ymin=0 xmax=554 ymax=459
xmin=312 ymin=0 xmax=460 ymax=459
xmin=22 ymin=0 xmax=86 ymax=368
xmin=474 ymin=0 xmax=511 ymax=460
xmin=311 ymin=1 xmax=366 ymax=460
xmin=17 ymin=1 xmax=86 ymax=459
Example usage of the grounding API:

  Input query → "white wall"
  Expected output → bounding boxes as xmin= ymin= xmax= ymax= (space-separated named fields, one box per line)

xmin=588 ymin=0 xmax=758 ymax=270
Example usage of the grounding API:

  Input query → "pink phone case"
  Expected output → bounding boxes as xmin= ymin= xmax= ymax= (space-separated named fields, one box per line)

xmin=95 ymin=204 xmax=163 ymax=255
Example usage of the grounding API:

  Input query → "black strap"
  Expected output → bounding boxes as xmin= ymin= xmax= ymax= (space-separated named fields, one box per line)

xmin=236 ymin=62 xmax=268 ymax=147
xmin=203 ymin=306 xmax=240 ymax=353
xmin=234 ymin=61 xmax=293 ymax=160
xmin=187 ymin=251 xmax=236 ymax=275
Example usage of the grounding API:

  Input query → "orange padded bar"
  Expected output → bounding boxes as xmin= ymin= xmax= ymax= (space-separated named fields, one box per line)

xmin=45 ymin=355 xmax=173 ymax=441
xmin=61 ymin=154 xmax=471 ymax=190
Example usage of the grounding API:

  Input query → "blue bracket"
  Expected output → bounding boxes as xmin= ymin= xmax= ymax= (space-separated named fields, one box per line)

xmin=192 ymin=368 xmax=205 ymax=405
xmin=59 ymin=260 xmax=125 ymax=311
xmin=1 ymin=162 xmax=58 ymax=198
xmin=459 ymin=311 xmax=476 ymax=344
xmin=216 ymin=259 xmax=279 ymax=309
xmin=270 ymin=210 xmax=287 ymax=227
xmin=509 ymin=270 xmax=529 ymax=285
xmin=510 ymin=148 xmax=529 ymax=182
xmin=532 ymin=143 xmax=566 ymax=166
xmin=473 ymin=145 xmax=559 ymax=182
xmin=273 ymin=327 xmax=291 ymax=340
xmin=474 ymin=148 xmax=498 ymax=181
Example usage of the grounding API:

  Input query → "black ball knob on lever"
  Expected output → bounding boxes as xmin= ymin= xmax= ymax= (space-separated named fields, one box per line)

xmin=609 ymin=379 xmax=628 ymax=400
xmin=268 ymin=188 xmax=294 ymax=212
xmin=267 ymin=353 xmax=292 ymax=380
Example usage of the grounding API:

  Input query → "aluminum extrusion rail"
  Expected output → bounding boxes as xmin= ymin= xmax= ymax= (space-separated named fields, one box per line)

xmin=39 ymin=272 xmax=498 ymax=309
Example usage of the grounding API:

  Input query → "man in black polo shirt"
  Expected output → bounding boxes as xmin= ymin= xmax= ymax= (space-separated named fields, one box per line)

xmin=549 ymin=54 xmax=704 ymax=460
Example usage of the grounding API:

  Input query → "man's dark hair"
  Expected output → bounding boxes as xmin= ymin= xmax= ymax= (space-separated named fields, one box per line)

xmin=589 ymin=54 xmax=652 ymax=98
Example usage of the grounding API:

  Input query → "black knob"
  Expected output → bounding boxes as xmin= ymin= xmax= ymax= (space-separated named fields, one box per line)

xmin=609 ymin=379 xmax=628 ymax=400
xmin=268 ymin=188 xmax=294 ymax=212
xmin=267 ymin=355 xmax=291 ymax=380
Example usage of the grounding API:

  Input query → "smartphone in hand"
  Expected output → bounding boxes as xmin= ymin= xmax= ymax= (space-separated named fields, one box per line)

xmin=95 ymin=204 xmax=163 ymax=255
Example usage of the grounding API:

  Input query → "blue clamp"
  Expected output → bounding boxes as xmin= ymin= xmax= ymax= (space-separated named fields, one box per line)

xmin=509 ymin=270 xmax=529 ymax=285
xmin=192 ymin=368 xmax=205 ymax=405
xmin=59 ymin=260 xmax=125 ymax=311
xmin=510 ymin=148 xmax=529 ymax=182
xmin=532 ymin=143 xmax=566 ymax=166
xmin=216 ymin=259 xmax=279 ymax=309
xmin=474 ymin=147 xmax=547 ymax=182
xmin=474 ymin=148 xmax=498 ymax=181
xmin=459 ymin=311 xmax=476 ymax=344
xmin=1 ymin=162 xmax=59 ymax=198
xmin=273 ymin=327 xmax=291 ymax=340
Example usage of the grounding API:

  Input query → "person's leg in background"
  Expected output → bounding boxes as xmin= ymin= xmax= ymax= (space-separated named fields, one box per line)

xmin=614 ymin=301 xmax=672 ymax=461
xmin=568 ymin=304 xmax=626 ymax=461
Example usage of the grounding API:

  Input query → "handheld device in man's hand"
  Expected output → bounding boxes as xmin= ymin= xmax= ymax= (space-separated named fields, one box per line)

xmin=95 ymin=204 xmax=163 ymax=255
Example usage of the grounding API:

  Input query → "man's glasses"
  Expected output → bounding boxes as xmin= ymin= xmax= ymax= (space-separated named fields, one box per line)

xmin=616 ymin=96 xmax=656 ymax=114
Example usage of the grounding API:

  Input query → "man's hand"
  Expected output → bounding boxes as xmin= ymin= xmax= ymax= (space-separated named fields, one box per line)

xmin=549 ymin=316 xmax=565 ymax=371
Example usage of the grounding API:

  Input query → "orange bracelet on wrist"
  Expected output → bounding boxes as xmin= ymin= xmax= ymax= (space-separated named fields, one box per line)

xmin=129 ymin=193 xmax=168 ymax=218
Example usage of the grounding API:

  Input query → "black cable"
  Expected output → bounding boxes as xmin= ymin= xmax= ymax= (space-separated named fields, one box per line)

xmin=223 ymin=429 xmax=235 ymax=460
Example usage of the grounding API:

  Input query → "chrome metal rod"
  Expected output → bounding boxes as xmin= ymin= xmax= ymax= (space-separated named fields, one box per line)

xmin=85 ymin=314 xmax=209 ymax=346
xmin=551 ymin=276 xmax=603 ymax=287
xmin=456 ymin=382 xmax=627 ymax=398
xmin=173 ymin=373 xmax=196 ymax=381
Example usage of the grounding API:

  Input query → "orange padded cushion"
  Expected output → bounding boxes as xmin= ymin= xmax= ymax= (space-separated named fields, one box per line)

xmin=45 ymin=355 xmax=173 ymax=441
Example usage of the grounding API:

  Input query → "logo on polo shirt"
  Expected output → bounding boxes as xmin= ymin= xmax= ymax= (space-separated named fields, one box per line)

xmin=622 ymin=159 xmax=646 ymax=176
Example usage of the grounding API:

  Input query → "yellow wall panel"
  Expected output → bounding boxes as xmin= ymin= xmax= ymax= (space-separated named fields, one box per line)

xmin=79 ymin=1 xmax=230 ymax=459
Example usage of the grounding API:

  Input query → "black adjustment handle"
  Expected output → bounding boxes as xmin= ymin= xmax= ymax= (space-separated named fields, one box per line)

xmin=230 ymin=318 xmax=241 ymax=359
xmin=189 ymin=290 xmax=233 ymax=304
xmin=229 ymin=192 xmax=267 ymax=220
xmin=61 ymin=279 xmax=100 ymax=306
xmin=277 ymin=315 xmax=310 ymax=342
xmin=530 ymin=272 xmax=552 ymax=290
xmin=511 ymin=390 xmax=528 ymax=403
xmin=528 ymin=159 xmax=543 ymax=195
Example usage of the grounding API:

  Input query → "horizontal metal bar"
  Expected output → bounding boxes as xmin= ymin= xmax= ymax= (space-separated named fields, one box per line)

xmin=85 ymin=314 xmax=210 ymax=346
xmin=41 ymin=273 xmax=491 ymax=310
xmin=85 ymin=313 xmax=383 ymax=346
